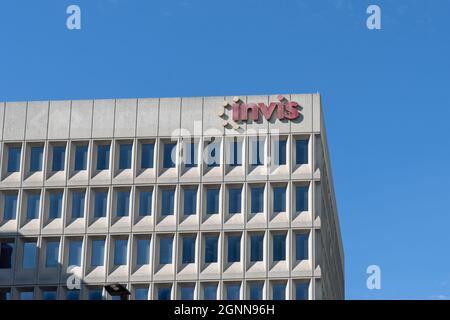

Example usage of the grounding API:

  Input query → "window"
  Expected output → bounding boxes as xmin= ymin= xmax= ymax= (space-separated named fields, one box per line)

xmin=7 ymin=146 xmax=21 ymax=173
xmin=141 ymin=143 xmax=154 ymax=169
xmin=203 ymin=284 xmax=217 ymax=300
xmin=42 ymin=290 xmax=57 ymax=300
xmin=184 ymin=189 xmax=197 ymax=215
xmin=26 ymin=192 xmax=40 ymax=220
xmin=119 ymin=143 xmax=133 ymax=169
xmin=139 ymin=190 xmax=152 ymax=216
xmin=228 ymin=187 xmax=241 ymax=214
xmin=66 ymin=290 xmax=80 ymax=300
xmin=135 ymin=287 xmax=149 ymax=300
xmin=204 ymin=235 xmax=218 ymax=263
xmin=206 ymin=139 xmax=220 ymax=167
xmin=272 ymin=283 xmax=286 ymax=300
xmin=273 ymin=234 xmax=286 ymax=261
xmin=0 ymin=241 xmax=14 ymax=269
xmin=0 ymin=289 xmax=12 ymax=300
xmin=163 ymin=143 xmax=176 ymax=168
xmin=94 ymin=191 xmax=108 ymax=218
xmin=227 ymin=235 xmax=240 ymax=263
xmin=136 ymin=239 xmax=150 ymax=265
xmin=250 ymin=137 xmax=264 ymax=166
xmin=229 ymin=138 xmax=242 ymax=166
xmin=48 ymin=191 xmax=63 ymax=219
xmin=277 ymin=139 xmax=287 ymax=165
xmin=273 ymin=186 xmax=286 ymax=213
xmin=295 ymin=282 xmax=309 ymax=300
xmin=296 ymin=186 xmax=309 ymax=212
xmin=52 ymin=146 xmax=66 ymax=171
xmin=251 ymin=187 xmax=264 ymax=213
xmin=158 ymin=286 xmax=171 ymax=300
xmin=91 ymin=239 xmax=105 ymax=267
xmin=3 ymin=193 xmax=18 ymax=220
xmin=68 ymin=240 xmax=82 ymax=266
xmin=182 ymin=236 xmax=195 ymax=264
xmin=161 ymin=189 xmax=175 ymax=216
xmin=206 ymin=188 xmax=219 ymax=214
xmin=249 ymin=282 xmax=263 ymax=300
xmin=116 ymin=191 xmax=130 ymax=217
xmin=96 ymin=144 xmax=110 ymax=170
xmin=180 ymin=285 xmax=195 ymax=300
xmin=295 ymin=234 xmax=309 ymax=260
xmin=71 ymin=191 xmax=85 ymax=218
xmin=250 ymin=234 xmax=264 ymax=262
xmin=30 ymin=146 xmax=43 ymax=172
xmin=89 ymin=288 xmax=103 ymax=300
xmin=159 ymin=237 xmax=173 ymax=264
xmin=296 ymin=139 xmax=308 ymax=165
xmin=23 ymin=241 xmax=37 ymax=269
xmin=184 ymin=142 xmax=197 ymax=168
xmin=114 ymin=239 xmax=128 ymax=266
xmin=74 ymin=145 xmax=88 ymax=171
xmin=45 ymin=241 xmax=60 ymax=268
xmin=20 ymin=291 xmax=34 ymax=300
xmin=226 ymin=283 xmax=240 ymax=300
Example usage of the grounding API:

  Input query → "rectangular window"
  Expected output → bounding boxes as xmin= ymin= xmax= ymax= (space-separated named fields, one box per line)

xmin=45 ymin=241 xmax=59 ymax=268
xmin=89 ymin=288 xmax=103 ymax=300
xmin=68 ymin=240 xmax=82 ymax=266
xmin=184 ymin=142 xmax=198 ymax=168
xmin=158 ymin=286 xmax=171 ymax=300
xmin=48 ymin=191 xmax=63 ymax=219
xmin=141 ymin=143 xmax=154 ymax=169
xmin=66 ymin=290 xmax=80 ymax=300
xmin=116 ymin=191 xmax=130 ymax=217
xmin=74 ymin=145 xmax=88 ymax=171
xmin=183 ymin=189 xmax=197 ymax=215
xmin=136 ymin=239 xmax=150 ymax=265
xmin=227 ymin=235 xmax=240 ymax=263
xmin=273 ymin=234 xmax=286 ymax=261
xmin=135 ymin=288 xmax=149 ymax=300
xmin=94 ymin=191 xmax=108 ymax=218
xmin=20 ymin=291 xmax=34 ymax=300
xmin=0 ymin=241 xmax=14 ymax=269
xmin=296 ymin=186 xmax=309 ymax=212
xmin=273 ymin=187 xmax=286 ymax=213
xmin=296 ymin=139 xmax=308 ymax=165
xmin=272 ymin=283 xmax=286 ymax=300
xmin=277 ymin=139 xmax=287 ymax=165
xmin=91 ymin=239 xmax=105 ymax=267
xmin=249 ymin=283 xmax=263 ymax=300
xmin=26 ymin=193 xmax=40 ymax=220
xmin=119 ymin=143 xmax=133 ymax=169
xmin=23 ymin=241 xmax=37 ymax=269
xmin=3 ymin=193 xmax=18 ymax=221
xmin=0 ymin=289 xmax=12 ymax=300
xmin=206 ymin=139 xmax=220 ymax=167
xmin=295 ymin=234 xmax=309 ymax=260
xmin=96 ymin=144 xmax=110 ymax=170
xmin=250 ymin=234 xmax=264 ymax=262
xmin=7 ymin=146 xmax=21 ymax=173
xmin=161 ymin=189 xmax=175 ymax=216
xmin=251 ymin=187 xmax=264 ymax=213
xmin=163 ymin=143 xmax=176 ymax=168
xmin=226 ymin=283 xmax=240 ymax=300
xmin=30 ymin=146 xmax=43 ymax=172
xmin=206 ymin=188 xmax=219 ymax=214
xmin=203 ymin=284 xmax=217 ymax=300
xmin=229 ymin=139 xmax=242 ymax=166
xmin=114 ymin=239 xmax=128 ymax=266
xmin=180 ymin=285 xmax=195 ymax=300
xmin=71 ymin=191 xmax=85 ymax=218
xmin=228 ymin=187 xmax=241 ymax=214
xmin=250 ymin=138 xmax=264 ymax=166
xmin=295 ymin=282 xmax=309 ymax=300
xmin=204 ymin=235 xmax=218 ymax=263
xmin=139 ymin=191 xmax=152 ymax=216
xmin=52 ymin=146 xmax=66 ymax=171
xmin=159 ymin=237 xmax=173 ymax=264
xmin=182 ymin=236 xmax=196 ymax=264
xmin=42 ymin=290 xmax=57 ymax=300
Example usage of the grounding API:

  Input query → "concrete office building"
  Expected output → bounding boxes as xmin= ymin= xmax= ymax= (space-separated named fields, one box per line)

xmin=0 ymin=94 xmax=344 ymax=300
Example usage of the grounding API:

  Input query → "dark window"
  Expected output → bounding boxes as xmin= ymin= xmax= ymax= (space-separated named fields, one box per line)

xmin=136 ymin=239 xmax=150 ymax=265
xmin=272 ymin=283 xmax=286 ymax=300
xmin=184 ymin=189 xmax=197 ymax=215
xmin=116 ymin=191 xmax=130 ymax=217
xmin=296 ymin=186 xmax=309 ymax=212
xmin=273 ymin=187 xmax=286 ymax=213
xmin=119 ymin=143 xmax=133 ymax=169
xmin=91 ymin=240 xmax=105 ymax=267
xmin=74 ymin=145 xmax=88 ymax=171
xmin=94 ymin=191 xmax=108 ymax=218
xmin=250 ymin=234 xmax=264 ymax=262
xmin=206 ymin=188 xmax=219 ymax=214
xmin=26 ymin=193 xmax=40 ymax=220
xmin=185 ymin=142 xmax=197 ymax=168
xmin=251 ymin=187 xmax=264 ymax=213
xmin=52 ymin=146 xmax=66 ymax=171
xmin=71 ymin=191 xmax=85 ymax=218
xmin=229 ymin=139 xmax=242 ymax=166
xmin=227 ymin=235 xmax=240 ymax=263
xmin=141 ymin=143 xmax=154 ymax=169
xmin=30 ymin=146 xmax=43 ymax=172
xmin=273 ymin=234 xmax=286 ymax=261
xmin=45 ymin=241 xmax=59 ymax=268
xmin=48 ymin=191 xmax=63 ymax=219
xmin=295 ymin=234 xmax=309 ymax=260
xmin=3 ymin=193 xmax=18 ymax=221
xmin=0 ymin=242 xmax=14 ymax=269
xmin=161 ymin=189 xmax=175 ymax=216
xmin=226 ymin=284 xmax=240 ymax=300
xmin=204 ymin=235 xmax=218 ymax=263
xmin=296 ymin=139 xmax=308 ymax=165
xmin=159 ymin=237 xmax=173 ymax=264
xmin=68 ymin=240 xmax=82 ymax=266
xmin=277 ymin=140 xmax=287 ymax=165
xmin=295 ymin=282 xmax=309 ymax=300
xmin=158 ymin=286 xmax=171 ymax=300
xmin=251 ymin=138 xmax=264 ymax=166
xmin=249 ymin=283 xmax=263 ymax=300
xmin=182 ymin=236 xmax=195 ymax=264
xmin=139 ymin=191 xmax=152 ymax=216
xmin=203 ymin=284 xmax=217 ymax=300
xmin=228 ymin=187 xmax=241 ymax=214
xmin=163 ymin=143 xmax=176 ymax=168
xmin=114 ymin=239 xmax=128 ymax=265
xmin=7 ymin=147 xmax=21 ymax=173
xmin=23 ymin=241 xmax=37 ymax=269
xmin=96 ymin=145 xmax=110 ymax=170
xmin=180 ymin=285 xmax=195 ymax=300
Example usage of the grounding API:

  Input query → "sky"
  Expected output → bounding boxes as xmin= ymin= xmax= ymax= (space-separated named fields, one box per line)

xmin=1 ymin=0 xmax=450 ymax=300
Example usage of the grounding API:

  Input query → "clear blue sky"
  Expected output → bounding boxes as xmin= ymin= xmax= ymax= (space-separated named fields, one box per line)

xmin=1 ymin=0 xmax=450 ymax=299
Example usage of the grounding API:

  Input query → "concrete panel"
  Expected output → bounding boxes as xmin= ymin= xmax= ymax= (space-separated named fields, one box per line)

xmin=312 ymin=94 xmax=322 ymax=133
xmin=158 ymin=98 xmax=181 ymax=137
xmin=70 ymin=100 xmax=93 ymax=139
xmin=290 ymin=94 xmax=313 ymax=133
xmin=114 ymin=99 xmax=137 ymax=137
xmin=180 ymin=97 xmax=203 ymax=137
xmin=25 ymin=101 xmax=49 ymax=140
xmin=3 ymin=102 xmax=27 ymax=141
xmin=223 ymin=95 xmax=245 ymax=135
xmin=136 ymin=98 xmax=159 ymax=137
xmin=203 ymin=96 xmax=226 ymax=136
xmin=0 ymin=102 xmax=5 ymax=140
xmin=48 ymin=100 xmax=71 ymax=139
xmin=92 ymin=99 xmax=115 ymax=138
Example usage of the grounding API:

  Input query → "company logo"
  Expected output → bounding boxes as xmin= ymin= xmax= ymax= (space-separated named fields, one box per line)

xmin=219 ymin=95 xmax=301 ymax=129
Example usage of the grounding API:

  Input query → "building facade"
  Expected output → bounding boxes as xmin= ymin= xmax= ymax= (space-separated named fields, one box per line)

xmin=0 ymin=94 xmax=344 ymax=300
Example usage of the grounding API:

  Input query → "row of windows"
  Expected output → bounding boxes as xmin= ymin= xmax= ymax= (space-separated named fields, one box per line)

xmin=0 ymin=280 xmax=310 ymax=300
xmin=0 ymin=232 xmax=309 ymax=270
xmin=1 ymin=136 xmax=309 ymax=176
xmin=0 ymin=184 xmax=309 ymax=222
